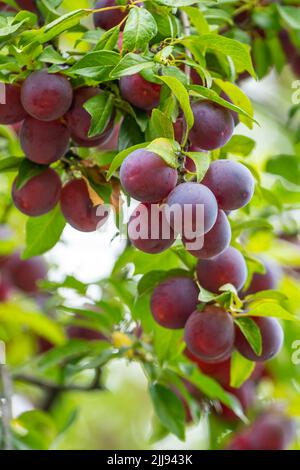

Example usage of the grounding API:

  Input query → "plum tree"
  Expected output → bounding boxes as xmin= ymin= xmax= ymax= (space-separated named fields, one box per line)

xmin=120 ymin=149 xmax=177 ymax=202
xmin=0 ymin=84 xmax=27 ymax=124
xmin=65 ymin=87 xmax=115 ymax=147
xmin=183 ymin=209 xmax=231 ymax=259
xmin=21 ymin=71 xmax=73 ymax=121
xmin=202 ymin=160 xmax=255 ymax=211
xmin=235 ymin=316 xmax=283 ymax=362
xmin=189 ymin=101 xmax=234 ymax=151
xmin=184 ymin=306 xmax=235 ymax=363
xmin=196 ymin=246 xmax=247 ymax=293
xmin=243 ymin=260 xmax=281 ymax=296
xmin=128 ymin=203 xmax=175 ymax=254
xmin=166 ymin=182 xmax=218 ymax=237
xmin=10 ymin=254 xmax=47 ymax=294
xmin=150 ymin=276 xmax=199 ymax=329
xmin=227 ymin=412 xmax=296 ymax=450
xmin=12 ymin=168 xmax=61 ymax=217
xmin=93 ymin=0 xmax=129 ymax=30
xmin=119 ymin=74 xmax=161 ymax=111
xmin=20 ymin=117 xmax=70 ymax=165
xmin=60 ymin=178 xmax=108 ymax=232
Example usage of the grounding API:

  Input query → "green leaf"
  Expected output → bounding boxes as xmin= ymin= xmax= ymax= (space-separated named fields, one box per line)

xmin=13 ymin=410 xmax=57 ymax=450
xmin=266 ymin=154 xmax=300 ymax=185
xmin=181 ymin=6 xmax=209 ymax=34
xmin=245 ymin=301 xmax=298 ymax=322
xmin=123 ymin=7 xmax=157 ymax=52
xmin=0 ymin=156 xmax=23 ymax=173
xmin=157 ymin=75 xmax=194 ymax=145
xmin=245 ymin=290 xmax=288 ymax=304
xmin=183 ymin=151 xmax=210 ymax=182
xmin=234 ymin=317 xmax=262 ymax=356
xmin=221 ymin=135 xmax=256 ymax=157
xmin=15 ymin=159 xmax=46 ymax=191
xmin=22 ymin=205 xmax=66 ymax=259
xmin=189 ymin=84 xmax=256 ymax=125
xmin=36 ymin=9 xmax=90 ymax=43
xmin=68 ymin=50 xmax=120 ymax=81
xmin=149 ymin=383 xmax=185 ymax=440
xmin=146 ymin=137 xmax=179 ymax=168
xmin=83 ymin=92 xmax=114 ymax=138
xmin=277 ymin=5 xmax=300 ymax=30
xmin=230 ymin=350 xmax=255 ymax=388
xmin=118 ymin=115 xmax=144 ymax=151
xmin=110 ymin=53 xmax=154 ymax=79
xmin=147 ymin=109 xmax=174 ymax=141
xmin=183 ymin=34 xmax=255 ymax=77
xmin=38 ymin=45 xmax=66 ymax=64
xmin=0 ymin=303 xmax=65 ymax=345
xmin=107 ymin=142 xmax=149 ymax=180
xmin=214 ymin=79 xmax=254 ymax=129
xmin=94 ymin=25 xmax=120 ymax=51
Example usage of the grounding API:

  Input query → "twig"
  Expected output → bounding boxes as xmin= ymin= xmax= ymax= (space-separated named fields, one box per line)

xmin=180 ymin=11 xmax=192 ymax=83
xmin=0 ymin=342 xmax=13 ymax=450
xmin=14 ymin=371 xmax=103 ymax=393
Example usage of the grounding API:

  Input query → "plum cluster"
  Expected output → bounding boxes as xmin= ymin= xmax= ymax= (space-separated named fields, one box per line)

xmin=0 ymin=72 xmax=115 ymax=231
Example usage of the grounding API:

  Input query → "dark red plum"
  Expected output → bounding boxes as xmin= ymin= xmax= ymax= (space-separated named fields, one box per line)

xmin=227 ymin=412 xmax=296 ymax=450
xmin=67 ymin=325 xmax=105 ymax=341
xmin=119 ymin=74 xmax=161 ymax=111
xmin=184 ymin=306 xmax=235 ymax=363
xmin=243 ymin=260 xmax=281 ymax=297
xmin=12 ymin=168 xmax=61 ymax=217
xmin=166 ymin=182 xmax=218 ymax=238
xmin=65 ymin=87 xmax=114 ymax=147
xmin=189 ymin=101 xmax=234 ymax=151
xmin=128 ymin=203 xmax=175 ymax=254
xmin=0 ymin=84 xmax=27 ymax=124
xmin=60 ymin=178 xmax=108 ymax=232
xmin=20 ymin=117 xmax=70 ymax=164
xmin=16 ymin=0 xmax=38 ymax=12
xmin=120 ymin=149 xmax=177 ymax=203
xmin=235 ymin=316 xmax=283 ymax=362
xmin=185 ymin=349 xmax=231 ymax=386
xmin=202 ymin=160 xmax=255 ymax=211
xmin=183 ymin=209 xmax=231 ymax=259
xmin=93 ymin=0 xmax=129 ymax=30
xmin=10 ymin=255 xmax=47 ymax=294
xmin=221 ymin=381 xmax=256 ymax=421
xmin=150 ymin=276 xmax=199 ymax=329
xmin=196 ymin=246 xmax=247 ymax=293
xmin=21 ymin=71 xmax=73 ymax=121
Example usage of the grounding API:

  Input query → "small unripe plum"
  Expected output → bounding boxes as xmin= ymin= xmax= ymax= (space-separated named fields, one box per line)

xmin=21 ymin=71 xmax=73 ymax=121
xmin=196 ymin=246 xmax=247 ymax=293
xmin=150 ymin=276 xmax=199 ymax=329
xmin=0 ymin=84 xmax=27 ymax=124
xmin=120 ymin=149 xmax=177 ymax=203
xmin=227 ymin=412 xmax=296 ymax=450
xmin=202 ymin=160 xmax=255 ymax=211
xmin=60 ymin=178 xmax=108 ymax=232
xmin=183 ymin=210 xmax=231 ymax=259
xmin=119 ymin=74 xmax=161 ymax=111
xmin=10 ymin=255 xmax=47 ymax=294
xmin=93 ymin=0 xmax=128 ymax=31
xmin=184 ymin=306 xmax=235 ymax=363
xmin=189 ymin=101 xmax=234 ymax=151
xmin=20 ymin=117 xmax=70 ymax=165
xmin=243 ymin=260 xmax=281 ymax=296
xmin=65 ymin=87 xmax=115 ymax=147
xmin=235 ymin=316 xmax=283 ymax=362
xmin=128 ymin=203 xmax=175 ymax=254
xmin=12 ymin=168 xmax=61 ymax=217
xmin=166 ymin=182 xmax=218 ymax=238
